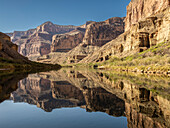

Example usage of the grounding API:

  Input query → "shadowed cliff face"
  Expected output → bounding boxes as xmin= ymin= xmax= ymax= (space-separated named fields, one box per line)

xmin=0 ymin=72 xmax=28 ymax=103
xmin=0 ymin=32 xmax=29 ymax=61
xmin=0 ymin=68 xmax=169 ymax=128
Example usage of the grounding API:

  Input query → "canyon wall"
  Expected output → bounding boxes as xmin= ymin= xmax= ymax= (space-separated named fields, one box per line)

xmin=36 ymin=21 xmax=76 ymax=34
xmin=37 ymin=17 xmax=125 ymax=64
xmin=7 ymin=22 xmax=77 ymax=61
xmin=6 ymin=29 xmax=36 ymax=42
xmin=125 ymin=0 xmax=170 ymax=31
xmin=5 ymin=0 xmax=170 ymax=63
xmin=83 ymin=17 xmax=124 ymax=46
xmin=51 ymin=28 xmax=85 ymax=52
xmin=80 ymin=1 xmax=170 ymax=63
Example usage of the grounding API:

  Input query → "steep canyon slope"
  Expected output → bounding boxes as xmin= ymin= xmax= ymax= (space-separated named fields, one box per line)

xmin=0 ymin=32 xmax=61 ymax=71
xmin=38 ymin=0 xmax=169 ymax=65
xmin=38 ymin=17 xmax=125 ymax=64
xmin=6 ymin=0 xmax=169 ymax=66
xmin=80 ymin=0 xmax=170 ymax=63
xmin=0 ymin=32 xmax=29 ymax=62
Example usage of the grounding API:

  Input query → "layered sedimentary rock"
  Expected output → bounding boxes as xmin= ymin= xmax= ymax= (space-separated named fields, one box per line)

xmin=8 ymin=21 xmax=77 ymax=61
xmin=17 ymin=34 xmax=52 ymax=61
xmin=36 ymin=21 xmax=76 ymax=35
xmin=38 ymin=41 xmax=101 ymax=64
xmin=125 ymin=0 xmax=170 ymax=31
xmin=51 ymin=28 xmax=86 ymax=52
xmin=80 ymin=3 xmax=170 ymax=63
xmin=38 ymin=17 xmax=125 ymax=64
xmin=83 ymin=17 xmax=125 ymax=46
xmin=66 ymin=17 xmax=124 ymax=63
xmin=6 ymin=29 xmax=36 ymax=42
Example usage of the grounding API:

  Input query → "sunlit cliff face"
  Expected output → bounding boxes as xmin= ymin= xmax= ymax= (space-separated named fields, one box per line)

xmin=125 ymin=0 xmax=169 ymax=31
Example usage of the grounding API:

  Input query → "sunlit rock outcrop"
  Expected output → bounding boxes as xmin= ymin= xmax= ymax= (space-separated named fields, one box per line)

xmin=83 ymin=17 xmax=125 ymax=47
xmin=7 ymin=22 xmax=77 ymax=61
xmin=80 ymin=1 xmax=170 ymax=63
xmin=37 ymin=17 xmax=125 ymax=64
xmin=51 ymin=28 xmax=85 ymax=53
xmin=125 ymin=0 xmax=169 ymax=31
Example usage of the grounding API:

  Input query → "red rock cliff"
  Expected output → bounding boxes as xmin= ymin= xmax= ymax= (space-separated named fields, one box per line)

xmin=83 ymin=17 xmax=125 ymax=47
xmin=51 ymin=28 xmax=85 ymax=52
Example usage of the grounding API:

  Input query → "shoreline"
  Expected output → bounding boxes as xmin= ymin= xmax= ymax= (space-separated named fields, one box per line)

xmin=96 ymin=66 xmax=170 ymax=77
xmin=62 ymin=64 xmax=170 ymax=77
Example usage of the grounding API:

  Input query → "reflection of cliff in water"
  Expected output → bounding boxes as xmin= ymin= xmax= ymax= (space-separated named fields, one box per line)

xmin=95 ymin=71 xmax=170 ymax=128
xmin=5 ymin=68 xmax=170 ymax=127
xmin=10 ymin=73 xmax=125 ymax=116
xmin=11 ymin=74 xmax=86 ymax=112
xmin=0 ymin=72 xmax=28 ymax=103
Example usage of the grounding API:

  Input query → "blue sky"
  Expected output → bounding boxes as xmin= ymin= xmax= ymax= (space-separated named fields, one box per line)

xmin=0 ymin=0 xmax=130 ymax=33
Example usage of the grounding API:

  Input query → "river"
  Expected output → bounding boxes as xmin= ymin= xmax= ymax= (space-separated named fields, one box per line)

xmin=0 ymin=68 xmax=169 ymax=128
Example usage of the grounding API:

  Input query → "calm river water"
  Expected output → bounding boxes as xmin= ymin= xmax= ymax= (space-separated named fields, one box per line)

xmin=0 ymin=68 xmax=169 ymax=128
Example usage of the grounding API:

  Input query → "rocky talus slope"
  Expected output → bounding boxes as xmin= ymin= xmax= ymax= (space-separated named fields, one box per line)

xmin=65 ymin=17 xmax=125 ymax=64
xmin=38 ymin=17 xmax=125 ymax=64
xmin=80 ymin=3 xmax=170 ymax=63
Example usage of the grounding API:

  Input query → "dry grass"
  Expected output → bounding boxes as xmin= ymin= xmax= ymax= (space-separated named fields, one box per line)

xmin=96 ymin=42 xmax=170 ymax=72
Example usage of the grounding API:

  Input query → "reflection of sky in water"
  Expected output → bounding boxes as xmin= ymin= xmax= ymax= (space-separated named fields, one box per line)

xmin=0 ymin=101 xmax=127 ymax=128
xmin=0 ymin=69 xmax=169 ymax=128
